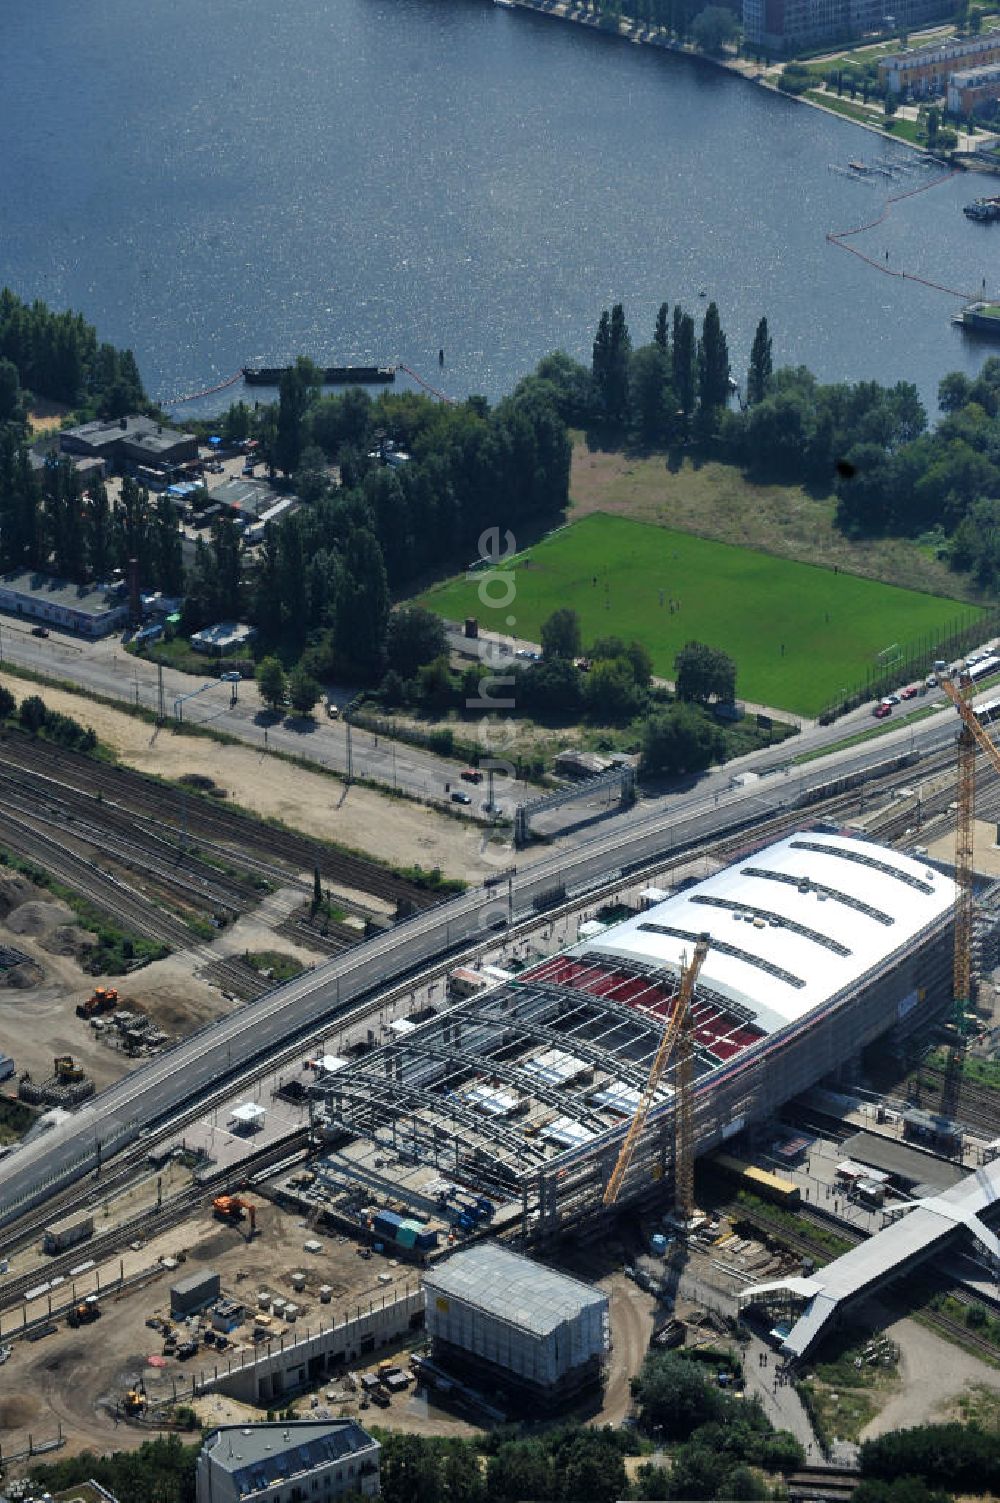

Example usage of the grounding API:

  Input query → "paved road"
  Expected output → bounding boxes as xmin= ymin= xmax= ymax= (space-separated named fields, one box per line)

xmin=0 ymin=619 xmax=978 ymax=817
xmin=0 ymin=623 xmax=533 ymax=813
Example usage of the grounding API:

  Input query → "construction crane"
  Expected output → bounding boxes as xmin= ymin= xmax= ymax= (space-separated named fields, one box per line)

xmin=603 ymin=936 xmax=710 ymax=1214
xmin=938 ymin=665 xmax=1000 ymax=1116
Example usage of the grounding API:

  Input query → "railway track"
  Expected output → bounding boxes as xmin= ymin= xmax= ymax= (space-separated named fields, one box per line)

xmin=0 ymin=802 xmax=272 ymax=1002
xmin=0 ymin=1130 xmax=310 ymax=1316
xmin=726 ymin=1202 xmax=864 ymax=1264
xmin=0 ymin=734 xmax=440 ymax=910
xmin=911 ymin=1067 xmax=1000 ymax=1136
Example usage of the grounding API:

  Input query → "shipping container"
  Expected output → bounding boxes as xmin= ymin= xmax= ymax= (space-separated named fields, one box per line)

xmin=43 ymin=1211 xmax=94 ymax=1255
xmin=0 ymin=1053 xmax=14 ymax=1083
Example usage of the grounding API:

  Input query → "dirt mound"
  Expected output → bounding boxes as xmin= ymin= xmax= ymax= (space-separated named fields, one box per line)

xmin=0 ymin=874 xmax=46 ymax=919
xmin=7 ymin=899 xmax=75 ymax=936
xmin=0 ymin=960 xmax=44 ymax=988
xmin=40 ymin=925 xmax=88 ymax=958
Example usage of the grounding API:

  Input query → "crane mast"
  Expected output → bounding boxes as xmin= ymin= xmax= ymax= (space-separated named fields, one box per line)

xmin=939 ymin=672 xmax=1000 ymax=1117
xmin=603 ymin=937 xmax=709 ymax=1211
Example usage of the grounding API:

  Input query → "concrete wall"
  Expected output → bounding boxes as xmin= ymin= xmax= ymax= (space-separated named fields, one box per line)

xmin=193 ymin=1288 xmax=425 ymax=1404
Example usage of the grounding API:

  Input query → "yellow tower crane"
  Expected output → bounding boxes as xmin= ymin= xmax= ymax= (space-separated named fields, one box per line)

xmin=938 ymin=668 xmax=1000 ymax=1115
xmin=603 ymin=936 xmax=710 ymax=1215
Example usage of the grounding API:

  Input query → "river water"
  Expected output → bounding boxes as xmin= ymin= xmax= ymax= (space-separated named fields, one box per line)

xmin=0 ymin=0 xmax=995 ymax=417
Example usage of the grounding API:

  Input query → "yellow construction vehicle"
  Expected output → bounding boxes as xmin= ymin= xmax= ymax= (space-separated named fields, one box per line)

xmin=53 ymin=1055 xmax=84 ymax=1082
xmin=123 ymin=1378 xmax=147 ymax=1416
xmin=603 ymin=937 xmax=710 ymax=1218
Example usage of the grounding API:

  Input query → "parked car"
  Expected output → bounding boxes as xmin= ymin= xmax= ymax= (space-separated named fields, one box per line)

xmin=460 ymin=769 xmax=483 ymax=784
xmin=873 ymin=703 xmax=892 ymax=719
xmin=30 ymin=625 xmax=49 ymax=638
xmin=450 ymin=790 xmax=472 ymax=805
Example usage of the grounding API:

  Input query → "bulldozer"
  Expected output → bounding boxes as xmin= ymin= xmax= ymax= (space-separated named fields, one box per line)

xmin=53 ymin=1055 xmax=84 ymax=1082
xmin=76 ymin=986 xmax=119 ymax=1020
xmin=212 ymin=1195 xmax=258 ymax=1239
xmin=67 ymin=1296 xmax=101 ymax=1328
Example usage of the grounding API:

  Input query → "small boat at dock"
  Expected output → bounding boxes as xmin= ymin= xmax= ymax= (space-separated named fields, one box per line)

xmin=953 ymin=301 xmax=1000 ymax=337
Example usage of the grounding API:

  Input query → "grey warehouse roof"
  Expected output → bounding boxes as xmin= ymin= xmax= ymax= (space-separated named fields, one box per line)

xmin=203 ymin=1419 xmax=376 ymax=1486
xmin=424 ymin=1242 xmax=607 ymax=1336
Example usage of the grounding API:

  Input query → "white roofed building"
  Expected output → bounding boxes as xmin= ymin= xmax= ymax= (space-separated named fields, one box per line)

xmin=316 ymin=831 xmax=956 ymax=1239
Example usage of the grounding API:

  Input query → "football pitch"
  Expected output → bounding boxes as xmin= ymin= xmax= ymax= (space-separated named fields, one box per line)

xmin=420 ymin=513 xmax=982 ymax=717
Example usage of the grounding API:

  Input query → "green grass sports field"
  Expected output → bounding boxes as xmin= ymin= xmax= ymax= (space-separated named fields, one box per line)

xmin=420 ymin=514 xmax=981 ymax=717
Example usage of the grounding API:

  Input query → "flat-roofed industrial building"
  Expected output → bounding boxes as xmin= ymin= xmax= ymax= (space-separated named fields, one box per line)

xmin=424 ymin=1242 xmax=608 ymax=1408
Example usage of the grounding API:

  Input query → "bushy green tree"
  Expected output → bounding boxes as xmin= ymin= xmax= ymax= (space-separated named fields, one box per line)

xmin=642 ymin=702 xmax=725 ymax=775
xmin=256 ymin=655 xmax=287 ymax=710
xmin=287 ymin=667 xmax=321 ymax=715
xmin=386 ymin=605 xmax=448 ymax=678
xmin=691 ymin=4 xmax=739 ymax=52
xmin=674 ymin=640 xmax=736 ymax=703
xmin=631 ymin=1349 xmax=726 ymax=1438
xmin=541 ymin=606 xmax=582 ymax=660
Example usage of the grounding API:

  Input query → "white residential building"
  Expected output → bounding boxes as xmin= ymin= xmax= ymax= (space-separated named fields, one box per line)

xmin=196 ymin=1420 xmax=380 ymax=1503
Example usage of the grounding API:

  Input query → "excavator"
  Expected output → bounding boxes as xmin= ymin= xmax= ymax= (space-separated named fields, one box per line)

xmin=213 ymin=1195 xmax=258 ymax=1239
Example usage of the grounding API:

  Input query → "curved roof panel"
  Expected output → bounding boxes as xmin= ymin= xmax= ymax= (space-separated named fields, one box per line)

xmin=577 ymin=832 xmax=955 ymax=1036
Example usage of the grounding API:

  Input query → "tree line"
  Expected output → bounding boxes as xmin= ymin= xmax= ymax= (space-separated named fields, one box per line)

xmin=0 ymin=286 xmax=147 ymax=419
xmin=184 ymin=371 xmax=571 ymax=683
xmin=0 ymin=433 xmax=183 ymax=593
xmin=512 ymin=300 xmax=760 ymax=448
xmin=532 ymin=298 xmax=1000 ymax=593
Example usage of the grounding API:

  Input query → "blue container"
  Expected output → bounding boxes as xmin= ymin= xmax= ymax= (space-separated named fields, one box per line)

xmin=374 ymin=1211 xmax=403 ymax=1238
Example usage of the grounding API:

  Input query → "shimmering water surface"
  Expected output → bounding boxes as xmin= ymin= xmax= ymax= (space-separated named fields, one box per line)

xmin=1 ymin=0 xmax=996 ymax=415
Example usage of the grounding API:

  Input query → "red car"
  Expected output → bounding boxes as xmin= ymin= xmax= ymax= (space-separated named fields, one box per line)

xmin=900 ymin=684 xmax=919 ymax=700
xmin=873 ymin=703 xmax=892 ymax=719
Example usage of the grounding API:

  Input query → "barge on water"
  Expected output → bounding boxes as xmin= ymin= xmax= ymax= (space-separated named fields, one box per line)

xmin=242 ymin=364 xmax=396 ymax=386
xmin=964 ymin=196 xmax=1000 ymax=223
xmin=953 ymin=301 xmax=1000 ymax=337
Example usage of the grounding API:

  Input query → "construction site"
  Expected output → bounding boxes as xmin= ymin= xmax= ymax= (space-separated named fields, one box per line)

xmin=4 ymin=663 xmax=1000 ymax=1465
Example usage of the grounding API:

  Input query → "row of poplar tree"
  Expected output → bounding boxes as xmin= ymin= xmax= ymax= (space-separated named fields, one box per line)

xmin=589 ymin=301 xmax=772 ymax=443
